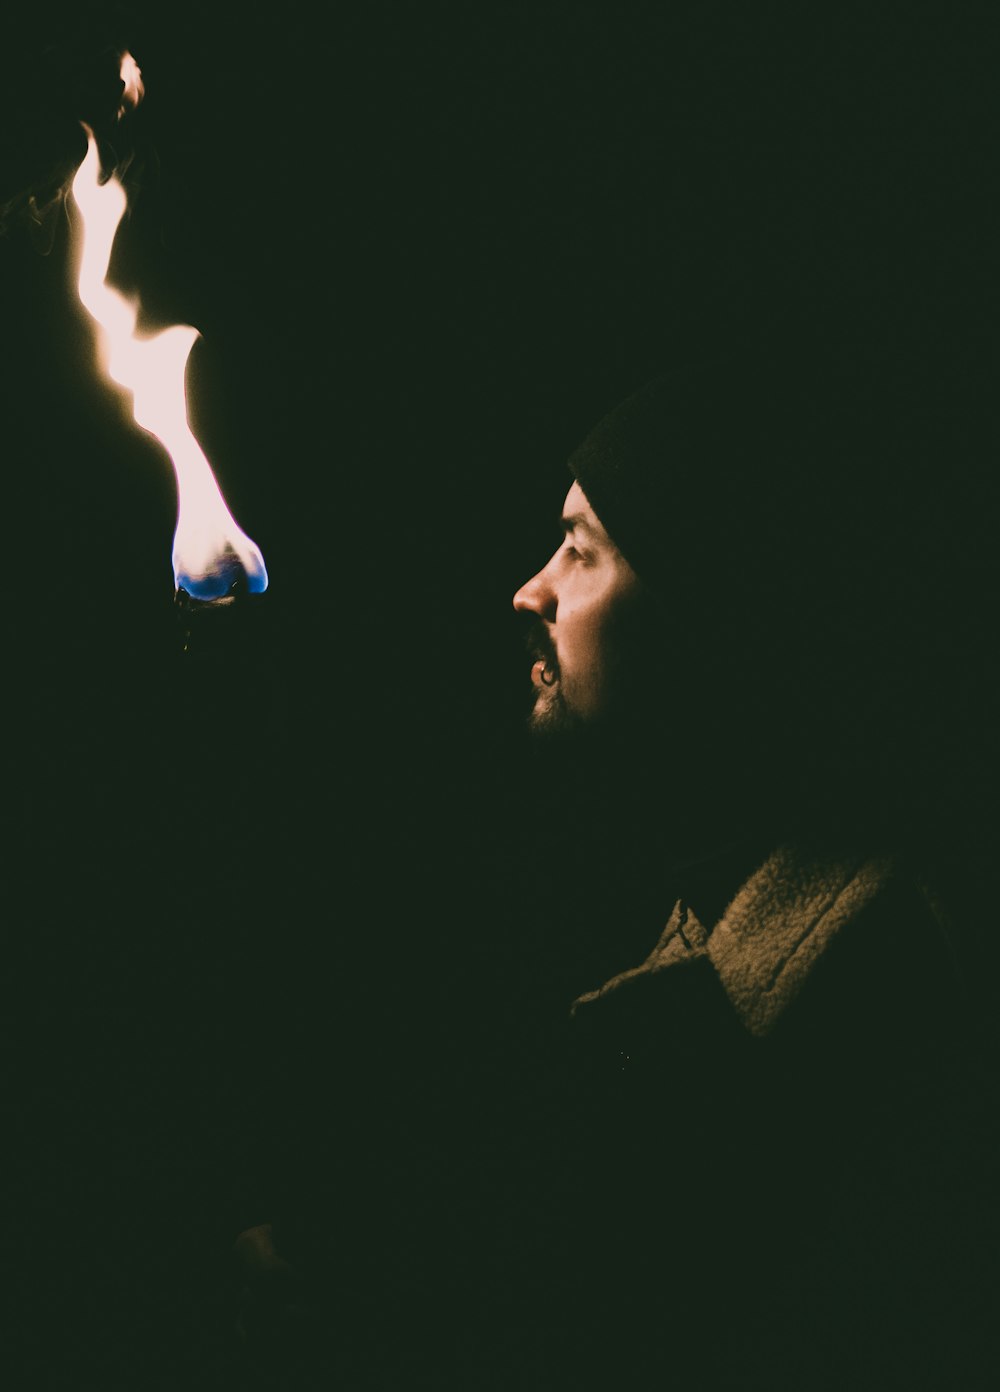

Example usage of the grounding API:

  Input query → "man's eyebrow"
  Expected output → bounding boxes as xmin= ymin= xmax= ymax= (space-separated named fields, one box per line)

xmin=560 ymin=512 xmax=598 ymax=537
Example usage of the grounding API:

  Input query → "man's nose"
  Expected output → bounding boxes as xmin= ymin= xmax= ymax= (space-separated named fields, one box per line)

xmin=513 ymin=564 xmax=556 ymax=620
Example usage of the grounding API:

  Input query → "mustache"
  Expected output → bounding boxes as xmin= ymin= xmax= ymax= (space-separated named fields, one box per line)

xmin=522 ymin=617 xmax=559 ymax=678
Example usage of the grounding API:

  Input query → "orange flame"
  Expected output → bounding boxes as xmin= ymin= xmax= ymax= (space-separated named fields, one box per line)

xmin=68 ymin=55 xmax=267 ymax=601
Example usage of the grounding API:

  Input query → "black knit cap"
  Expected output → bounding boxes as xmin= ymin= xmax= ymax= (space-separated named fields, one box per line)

xmin=563 ymin=332 xmax=997 ymax=611
xmin=567 ymin=331 xmax=1000 ymax=788
xmin=566 ymin=349 xmax=840 ymax=598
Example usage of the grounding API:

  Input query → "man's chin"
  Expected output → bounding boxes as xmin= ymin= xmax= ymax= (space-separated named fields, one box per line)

xmin=526 ymin=687 xmax=587 ymax=739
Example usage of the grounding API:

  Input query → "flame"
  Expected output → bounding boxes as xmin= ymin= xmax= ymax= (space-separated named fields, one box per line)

xmin=118 ymin=53 xmax=145 ymax=117
xmin=68 ymin=58 xmax=267 ymax=602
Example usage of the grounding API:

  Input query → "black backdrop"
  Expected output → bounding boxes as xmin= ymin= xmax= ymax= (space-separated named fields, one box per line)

xmin=3 ymin=4 xmax=1000 ymax=1382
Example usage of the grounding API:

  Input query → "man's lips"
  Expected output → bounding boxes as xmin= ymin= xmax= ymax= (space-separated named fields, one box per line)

xmin=531 ymin=659 xmax=557 ymax=689
xmin=524 ymin=618 xmax=558 ymax=688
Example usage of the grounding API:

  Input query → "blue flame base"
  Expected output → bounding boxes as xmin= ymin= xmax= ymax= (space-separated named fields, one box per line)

xmin=174 ymin=549 xmax=268 ymax=602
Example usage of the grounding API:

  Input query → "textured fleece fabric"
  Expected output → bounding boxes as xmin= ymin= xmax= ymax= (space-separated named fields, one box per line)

xmin=574 ymin=843 xmax=897 ymax=1036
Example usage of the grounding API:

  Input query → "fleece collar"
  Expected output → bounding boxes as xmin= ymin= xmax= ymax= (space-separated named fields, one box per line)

xmin=572 ymin=844 xmax=896 ymax=1038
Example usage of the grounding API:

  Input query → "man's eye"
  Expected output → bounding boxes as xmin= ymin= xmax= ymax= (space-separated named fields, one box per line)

xmin=566 ymin=543 xmax=595 ymax=565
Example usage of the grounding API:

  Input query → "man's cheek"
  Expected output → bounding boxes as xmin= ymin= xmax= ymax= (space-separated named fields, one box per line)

xmin=565 ymin=652 xmax=611 ymax=719
xmin=579 ymin=614 xmax=618 ymax=700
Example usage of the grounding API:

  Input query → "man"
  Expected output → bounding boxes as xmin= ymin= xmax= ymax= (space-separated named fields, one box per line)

xmin=236 ymin=339 xmax=1000 ymax=1390
xmin=485 ymin=343 xmax=1000 ymax=1389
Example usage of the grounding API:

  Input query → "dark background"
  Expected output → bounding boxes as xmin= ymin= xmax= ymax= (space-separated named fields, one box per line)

xmin=3 ymin=3 xmax=1000 ymax=1382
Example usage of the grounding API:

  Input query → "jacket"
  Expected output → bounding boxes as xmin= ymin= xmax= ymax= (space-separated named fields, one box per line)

xmin=434 ymin=842 xmax=1000 ymax=1389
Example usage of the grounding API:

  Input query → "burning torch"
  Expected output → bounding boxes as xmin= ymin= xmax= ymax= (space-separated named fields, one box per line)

xmin=68 ymin=52 xmax=268 ymax=651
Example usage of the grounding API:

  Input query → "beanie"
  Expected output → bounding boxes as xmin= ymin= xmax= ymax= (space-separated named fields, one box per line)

xmin=565 ymin=352 xmax=829 ymax=598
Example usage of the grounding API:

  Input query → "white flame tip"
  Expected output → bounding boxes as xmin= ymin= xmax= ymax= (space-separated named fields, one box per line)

xmin=118 ymin=53 xmax=145 ymax=117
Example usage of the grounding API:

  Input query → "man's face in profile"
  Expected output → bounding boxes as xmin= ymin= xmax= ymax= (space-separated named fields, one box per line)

xmin=513 ymin=482 xmax=642 ymax=736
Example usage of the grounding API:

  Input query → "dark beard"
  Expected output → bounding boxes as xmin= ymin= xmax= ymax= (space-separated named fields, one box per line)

xmin=517 ymin=594 xmax=778 ymax=860
xmin=527 ymin=680 xmax=588 ymax=738
xmin=521 ymin=617 xmax=581 ymax=738
xmin=519 ymin=602 xmax=650 ymax=742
